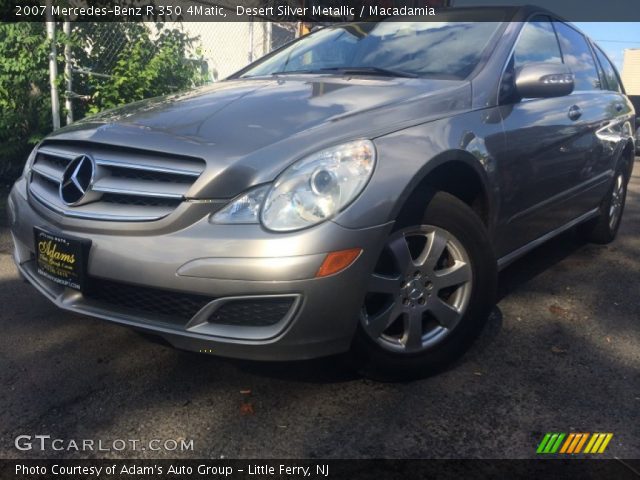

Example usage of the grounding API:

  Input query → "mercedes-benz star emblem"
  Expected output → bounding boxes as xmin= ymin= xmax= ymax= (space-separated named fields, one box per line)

xmin=60 ymin=154 xmax=95 ymax=206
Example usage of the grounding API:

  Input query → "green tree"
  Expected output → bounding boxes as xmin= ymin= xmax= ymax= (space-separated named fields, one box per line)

xmin=0 ymin=22 xmax=52 ymax=182
xmin=0 ymin=21 xmax=206 ymax=183
xmin=70 ymin=23 xmax=207 ymax=116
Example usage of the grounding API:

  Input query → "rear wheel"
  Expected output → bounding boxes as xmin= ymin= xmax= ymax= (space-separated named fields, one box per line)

xmin=579 ymin=166 xmax=628 ymax=245
xmin=351 ymin=192 xmax=497 ymax=380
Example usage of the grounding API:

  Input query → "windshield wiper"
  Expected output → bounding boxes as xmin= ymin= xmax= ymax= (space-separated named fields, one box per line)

xmin=313 ymin=67 xmax=418 ymax=78
xmin=269 ymin=67 xmax=418 ymax=78
xmin=270 ymin=69 xmax=315 ymax=76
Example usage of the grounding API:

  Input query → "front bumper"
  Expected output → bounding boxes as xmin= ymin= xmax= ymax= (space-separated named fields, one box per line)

xmin=8 ymin=179 xmax=392 ymax=360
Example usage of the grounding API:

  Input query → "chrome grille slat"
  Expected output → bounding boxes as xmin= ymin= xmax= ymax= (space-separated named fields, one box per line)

xmin=95 ymin=158 xmax=201 ymax=177
xmin=92 ymin=177 xmax=188 ymax=199
xmin=30 ymin=181 xmax=175 ymax=221
xmin=28 ymin=143 xmax=206 ymax=222
xmin=31 ymin=160 xmax=64 ymax=183
xmin=37 ymin=147 xmax=76 ymax=160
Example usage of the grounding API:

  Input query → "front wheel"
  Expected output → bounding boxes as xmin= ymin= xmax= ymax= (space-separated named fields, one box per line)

xmin=351 ymin=192 xmax=497 ymax=380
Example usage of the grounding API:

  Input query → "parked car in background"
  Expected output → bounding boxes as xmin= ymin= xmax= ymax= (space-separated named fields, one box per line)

xmin=8 ymin=7 xmax=636 ymax=379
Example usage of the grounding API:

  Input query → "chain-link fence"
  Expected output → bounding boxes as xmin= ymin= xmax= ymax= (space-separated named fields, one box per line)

xmin=61 ymin=12 xmax=298 ymax=124
xmin=180 ymin=21 xmax=298 ymax=80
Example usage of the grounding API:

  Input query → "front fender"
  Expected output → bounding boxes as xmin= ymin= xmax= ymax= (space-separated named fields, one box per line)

xmin=333 ymin=108 xmax=505 ymax=231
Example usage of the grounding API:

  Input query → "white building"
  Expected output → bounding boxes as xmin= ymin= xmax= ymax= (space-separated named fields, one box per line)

xmin=621 ymin=49 xmax=640 ymax=96
xmin=174 ymin=22 xmax=297 ymax=81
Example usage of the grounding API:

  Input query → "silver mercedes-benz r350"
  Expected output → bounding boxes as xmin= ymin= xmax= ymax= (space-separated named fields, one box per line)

xmin=8 ymin=8 xmax=636 ymax=378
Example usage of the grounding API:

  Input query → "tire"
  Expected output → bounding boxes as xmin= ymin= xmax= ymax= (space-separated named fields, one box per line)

xmin=350 ymin=191 xmax=497 ymax=381
xmin=578 ymin=165 xmax=628 ymax=245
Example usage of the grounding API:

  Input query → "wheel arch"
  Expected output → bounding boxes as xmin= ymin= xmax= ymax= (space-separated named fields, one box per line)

xmin=620 ymin=139 xmax=635 ymax=181
xmin=390 ymin=150 xmax=495 ymax=232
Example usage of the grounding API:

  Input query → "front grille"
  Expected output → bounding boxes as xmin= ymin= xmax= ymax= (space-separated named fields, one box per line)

xmin=100 ymin=193 xmax=182 ymax=208
xmin=28 ymin=142 xmax=206 ymax=221
xmin=84 ymin=278 xmax=214 ymax=325
xmin=207 ymin=298 xmax=294 ymax=327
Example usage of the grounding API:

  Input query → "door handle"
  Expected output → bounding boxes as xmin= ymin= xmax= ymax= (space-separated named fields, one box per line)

xmin=568 ymin=105 xmax=582 ymax=121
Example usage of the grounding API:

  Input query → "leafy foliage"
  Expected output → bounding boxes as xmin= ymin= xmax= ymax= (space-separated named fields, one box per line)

xmin=0 ymin=23 xmax=52 ymax=182
xmin=0 ymin=22 xmax=206 ymax=183
xmin=70 ymin=23 xmax=207 ymax=116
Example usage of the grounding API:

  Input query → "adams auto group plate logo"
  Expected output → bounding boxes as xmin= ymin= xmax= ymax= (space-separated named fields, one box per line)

xmin=537 ymin=433 xmax=613 ymax=455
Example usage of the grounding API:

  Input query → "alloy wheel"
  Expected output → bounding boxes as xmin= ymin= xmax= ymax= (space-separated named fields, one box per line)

xmin=361 ymin=225 xmax=473 ymax=354
xmin=609 ymin=173 xmax=625 ymax=231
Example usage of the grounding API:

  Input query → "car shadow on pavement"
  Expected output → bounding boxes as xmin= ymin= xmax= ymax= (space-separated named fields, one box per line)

xmin=497 ymin=230 xmax=589 ymax=302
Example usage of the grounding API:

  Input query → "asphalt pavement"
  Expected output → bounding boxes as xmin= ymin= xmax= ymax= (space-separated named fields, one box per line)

xmin=1 ymin=161 xmax=638 ymax=460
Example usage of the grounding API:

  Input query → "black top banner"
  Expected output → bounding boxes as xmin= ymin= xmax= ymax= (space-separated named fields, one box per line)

xmin=3 ymin=0 xmax=640 ymax=22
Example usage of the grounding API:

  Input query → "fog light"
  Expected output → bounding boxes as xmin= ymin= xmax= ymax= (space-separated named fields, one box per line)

xmin=316 ymin=248 xmax=362 ymax=278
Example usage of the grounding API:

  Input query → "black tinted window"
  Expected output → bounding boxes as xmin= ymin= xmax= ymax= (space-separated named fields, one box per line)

xmin=554 ymin=23 xmax=600 ymax=91
xmin=594 ymin=46 xmax=622 ymax=92
xmin=514 ymin=19 xmax=562 ymax=69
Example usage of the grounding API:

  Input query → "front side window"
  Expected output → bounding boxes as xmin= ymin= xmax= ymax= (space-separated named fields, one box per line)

xmin=553 ymin=23 xmax=600 ymax=91
xmin=594 ymin=46 xmax=622 ymax=92
xmin=513 ymin=18 xmax=562 ymax=69
xmin=240 ymin=20 xmax=502 ymax=80
xmin=500 ymin=17 xmax=562 ymax=104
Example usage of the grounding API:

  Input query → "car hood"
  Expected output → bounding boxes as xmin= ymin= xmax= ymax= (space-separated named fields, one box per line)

xmin=47 ymin=76 xmax=471 ymax=198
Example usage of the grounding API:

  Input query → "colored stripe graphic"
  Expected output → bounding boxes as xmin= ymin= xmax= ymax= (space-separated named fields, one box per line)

xmin=597 ymin=434 xmax=614 ymax=453
xmin=574 ymin=433 xmax=589 ymax=453
xmin=584 ymin=433 xmax=598 ymax=453
xmin=537 ymin=433 xmax=552 ymax=454
xmin=538 ymin=433 xmax=613 ymax=454
xmin=549 ymin=433 xmax=566 ymax=453
xmin=584 ymin=433 xmax=614 ymax=454
xmin=537 ymin=433 xmax=565 ymax=454
xmin=560 ymin=433 xmax=575 ymax=454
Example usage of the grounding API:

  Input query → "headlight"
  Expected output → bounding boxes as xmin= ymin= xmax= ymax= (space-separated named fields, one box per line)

xmin=210 ymin=140 xmax=376 ymax=231
xmin=210 ymin=185 xmax=269 ymax=224
xmin=262 ymin=140 xmax=375 ymax=231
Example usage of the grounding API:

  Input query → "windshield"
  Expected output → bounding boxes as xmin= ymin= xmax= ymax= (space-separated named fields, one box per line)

xmin=240 ymin=20 xmax=503 ymax=80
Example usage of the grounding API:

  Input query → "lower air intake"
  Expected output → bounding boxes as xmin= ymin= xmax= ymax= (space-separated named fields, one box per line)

xmin=84 ymin=278 xmax=214 ymax=325
xmin=207 ymin=298 xmax=294 ymax=327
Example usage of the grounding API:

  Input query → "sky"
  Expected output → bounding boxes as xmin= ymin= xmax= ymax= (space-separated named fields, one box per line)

xmin=574 ymin=23 xmax=640 ymax=73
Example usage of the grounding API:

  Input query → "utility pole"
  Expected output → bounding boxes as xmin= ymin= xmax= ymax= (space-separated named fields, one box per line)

xmin=45 ymin=0 xmax=60 ymax=130
xmin=63 ymin=19 xmax=73 ymax=124
xmin=248 ymin=16 xmax=254 ymax=63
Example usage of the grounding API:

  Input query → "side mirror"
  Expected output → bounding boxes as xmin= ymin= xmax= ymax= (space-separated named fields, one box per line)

xmin=515 ymin=63 xmax=575 ymax=99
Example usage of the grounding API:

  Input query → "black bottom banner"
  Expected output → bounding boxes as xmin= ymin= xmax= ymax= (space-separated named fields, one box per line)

xmin=2 ymin=459 xmax=640 ymax=480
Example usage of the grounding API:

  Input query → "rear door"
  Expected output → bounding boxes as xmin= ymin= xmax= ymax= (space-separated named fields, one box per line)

xmin=552 ymin=22 xmax=624 ymax=213
xmin=591 ymin=43 xmax=636 ymax=171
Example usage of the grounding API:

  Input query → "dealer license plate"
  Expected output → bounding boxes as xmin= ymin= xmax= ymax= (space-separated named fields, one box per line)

xmin=34 ymin=227 xmax=91 ymax=291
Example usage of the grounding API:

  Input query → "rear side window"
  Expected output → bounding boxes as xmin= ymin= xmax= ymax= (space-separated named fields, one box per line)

xmin=553 ymin=23 xmax=600 ymax=91
xmin=513 ymin=18 xmax=562 ymax=69
xmin=594 ymin=46 xmax=622 ymax=92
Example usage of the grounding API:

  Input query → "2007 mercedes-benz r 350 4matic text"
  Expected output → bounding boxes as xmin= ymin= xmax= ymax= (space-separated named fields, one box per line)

xmin=8 ymin=7 xmax=636 ymax=378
